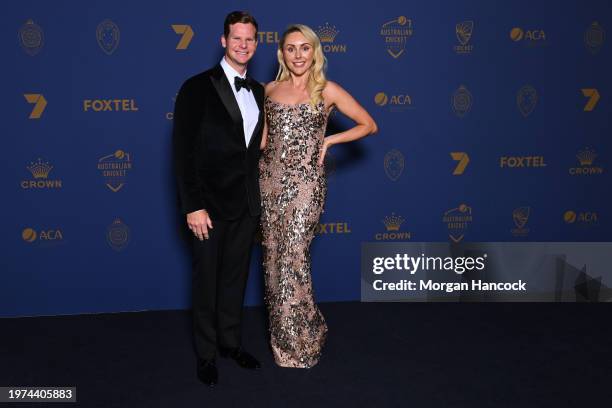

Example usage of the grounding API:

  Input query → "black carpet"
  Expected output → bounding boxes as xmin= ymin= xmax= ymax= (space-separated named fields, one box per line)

xmin=1 ymin=302 xmax=611 ymax=407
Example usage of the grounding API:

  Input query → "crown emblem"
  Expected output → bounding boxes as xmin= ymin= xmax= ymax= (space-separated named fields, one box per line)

xmin=316 ymin=23 xmax=339 ymax=43
xmin=27 ymin=158 xmax=52 ymax=179
xmin=383 ymin=213 xmax=404 ymax=231
xmin=577 ymin=148 xmax=597 ymax=166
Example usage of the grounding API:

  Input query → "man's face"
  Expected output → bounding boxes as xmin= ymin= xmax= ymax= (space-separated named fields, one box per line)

xmin=221 ymin=22 xmax=257 ymax=71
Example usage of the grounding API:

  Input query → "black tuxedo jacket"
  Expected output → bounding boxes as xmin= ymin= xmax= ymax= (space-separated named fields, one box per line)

xmin=172 ymin=64 xmax=265 ymax=220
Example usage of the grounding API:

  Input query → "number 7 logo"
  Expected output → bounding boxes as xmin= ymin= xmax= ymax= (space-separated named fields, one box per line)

xmin=582 ymin=88 xmax=600 ymax=111
xmin=172 ymin=25 xmax=194 ymax=50
xmin=24 ymin=94 xmax=47 ymax=119
xmin=450 ymin=152 xmax=470 ymax=175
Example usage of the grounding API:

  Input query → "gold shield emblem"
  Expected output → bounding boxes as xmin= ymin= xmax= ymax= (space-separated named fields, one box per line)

xmin=384 ymin=149 xmax=405 ymax=181
xmin=512 ymin=207 xmax=530 ymax=229
xmin=97 ymin=19 xmax=120 ymax=55
xmin=452 ymin=85 xmax=472 ymax=117
xmin=456 ymin=21 xmax=474 ymax=46
xmin=517 ymin=85 xmax=537 ymax=117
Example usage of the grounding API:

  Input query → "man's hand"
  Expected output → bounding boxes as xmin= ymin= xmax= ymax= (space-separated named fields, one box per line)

xmin=187 ymin=209 xmax=213 ymax=241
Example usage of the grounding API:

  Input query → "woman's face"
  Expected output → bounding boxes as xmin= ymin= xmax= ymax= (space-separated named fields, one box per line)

xmin=282 ymin=31 xmax=314 ymax=77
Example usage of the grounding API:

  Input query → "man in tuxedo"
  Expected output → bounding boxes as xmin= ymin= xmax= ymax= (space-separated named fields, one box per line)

xmin=172 ymin=11 xmax=264 ymax=387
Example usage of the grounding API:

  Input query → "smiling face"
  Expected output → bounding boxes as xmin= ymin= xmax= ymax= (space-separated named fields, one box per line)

xmin=281 ymin=31 xmax=314 ymax=77
xmin=221 ymin=22 xmax=257 ymax=73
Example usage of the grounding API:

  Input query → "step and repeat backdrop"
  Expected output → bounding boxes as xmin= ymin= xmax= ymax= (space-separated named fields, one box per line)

xmin=2 ymin=0 xmax=610 ymax=316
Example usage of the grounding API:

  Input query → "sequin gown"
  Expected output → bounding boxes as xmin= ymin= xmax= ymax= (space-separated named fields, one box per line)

xmin=259 ymin=96 xmax=329 ymax=368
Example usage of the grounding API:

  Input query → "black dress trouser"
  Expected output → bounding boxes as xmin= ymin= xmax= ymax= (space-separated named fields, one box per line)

xmin=191 ymin=211 xmax=259 ymax=360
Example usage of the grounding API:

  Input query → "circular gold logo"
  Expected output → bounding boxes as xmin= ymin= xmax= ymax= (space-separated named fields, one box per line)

xmin=107 ymin=218 xmax=130 ymax=251
xmin=374 ymin=92 xmax=388 ymax=106
xmin=510 ymin=27 xmax=524 ymax=41
xmin=564 ymin=211 xmax=577 ymax=224
xmin=22 ymin=228 xmax=37 ymax=242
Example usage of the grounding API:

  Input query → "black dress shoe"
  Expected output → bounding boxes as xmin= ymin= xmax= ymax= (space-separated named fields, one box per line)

xmin=197 ymin=359 xmax=218 ymax=387
xmin=219 ymin=347 xmax=261 ymax=370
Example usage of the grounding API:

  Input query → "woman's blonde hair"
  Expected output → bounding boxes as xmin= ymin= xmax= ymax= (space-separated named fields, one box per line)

xmin=275 ymin=24 xmax=327 ymax=106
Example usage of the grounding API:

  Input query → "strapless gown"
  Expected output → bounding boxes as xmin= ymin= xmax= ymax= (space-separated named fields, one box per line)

xmin=259 ymin=96 xmax=330 ymax=368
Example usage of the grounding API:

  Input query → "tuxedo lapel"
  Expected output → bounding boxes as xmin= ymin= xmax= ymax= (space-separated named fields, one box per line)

xmin=210 ymin=65 xmax=243 ymax=128
xmin=247 ymin=78 xmax=264 ymax=150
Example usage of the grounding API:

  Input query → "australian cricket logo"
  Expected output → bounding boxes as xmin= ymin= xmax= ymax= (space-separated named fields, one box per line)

xmin=511 ymin=206 xmax=530 ymax=237
xmin=19 ymin=19 xmax=44 ymax=56
xmin=517 ymin=85 xmax=537 ymax=117
xmin=384 ymin=149 xmax=405 ymax=181
xmin=107 ymin=218 xmax=130 ymax=251
xmin=96 ymin=19 xmax=120 ymax=55
xmin=454 ymin=21 xmax=474 ymax=54
xmin=98 ymin=150 xmax=132 ymax=192
xmin=380 ymin=16 xmax=413 ymax=58
xmin=443 ymin=204 xmax=472 ymax=242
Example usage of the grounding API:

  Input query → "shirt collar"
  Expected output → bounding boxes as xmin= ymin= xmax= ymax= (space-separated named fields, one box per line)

xmin=220 ymin=56 xmax=247 ymax=81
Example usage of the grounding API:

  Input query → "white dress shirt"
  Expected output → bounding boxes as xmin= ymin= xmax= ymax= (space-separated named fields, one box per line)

xmin=220 ymin=57 xmax=260 ymax=147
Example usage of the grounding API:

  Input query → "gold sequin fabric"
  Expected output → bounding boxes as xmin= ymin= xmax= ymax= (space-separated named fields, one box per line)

xmin=259 ymin=96 xmax=329 ymax=368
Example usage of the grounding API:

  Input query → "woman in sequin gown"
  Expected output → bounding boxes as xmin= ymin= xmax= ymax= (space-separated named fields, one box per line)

xmin=259 ymin=24 xmax=378 ymax=368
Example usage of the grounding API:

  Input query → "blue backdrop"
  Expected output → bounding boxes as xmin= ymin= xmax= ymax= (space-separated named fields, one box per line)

xmin=2 ymin=0 xmax=611 ymax=316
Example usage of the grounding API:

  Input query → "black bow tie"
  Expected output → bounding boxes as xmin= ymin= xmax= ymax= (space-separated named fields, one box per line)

xmin=234 ymin=76 xmax=251 ymax=92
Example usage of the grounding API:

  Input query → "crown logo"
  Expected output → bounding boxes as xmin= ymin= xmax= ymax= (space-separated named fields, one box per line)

xmin=27 ymin=158 xmax=52 ymax=179
xmin=577 ymin=148 xmax=597 ymax=166
xmin=383 ymin=213 xmax=404 ymax=231
xmin=316 ymin=23 xmax=339 ymax=43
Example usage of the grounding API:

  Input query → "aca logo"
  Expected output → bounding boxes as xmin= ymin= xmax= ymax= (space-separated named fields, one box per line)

xmin=315 ymin=23 xmax=346 ymax=53
xmin=584 ymin=22 xmax=605 ymax=54
xmin=314 ymin=222 xmax=352 ymax=235
xmin=374 ymin=213 xmax=411 ymax=241
xmin=581 ymin=88 xmax=600 ymax=111
xmin=97 ymin=19 xmax=120 ymax=55
xmin=510 ymin=27 xmax=547 ymax=46
xmin=517 ymin=85 xmax=537 ymax=117
xmin=258 ymin=31 xmax=280 ymax=44
xmin=374 ymin=92 xmax=413 ymax=112
xmin=97 ymin=150 xmax=132 ymax=192
xmin=21 ymin=158 xmax=62 ymax=189
xmin=454 ymin=21 xmax=474 ymax=54
xmin=107 ymin=218 xmax=130 ymax=251
xmin=172 ymin=24 xmax=194 ymax=50
xmin=22 ymin=227 xmax=64 ymax=244
xmin=83 ymin=99 xmax=138 ymax=112
xmin=384 ymin=149 xmax=405 ymax=181
xmin=564 ymin=210 xmax=598 ymax=225
xmin=442 ymin=204 xmax=472 ymax=242
xmin=380 ymin=16 xmax=413 ymax=58
xmin=499 ymin=156 xmax=547 ymax=168
xmin=450 ymin=152 xmax=469 ymax=175
xmin=19 ymin=19 xmax=44 ymax=56
xmin=24 ymin=94 xmax=47 ymax=119
xmin=569 ymin=148 xmax=603 ymax=176
xmin=452 ymin=85 xmax=472 ymax=117
xmin=511 ymin=206 xmax=530 ymax=237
